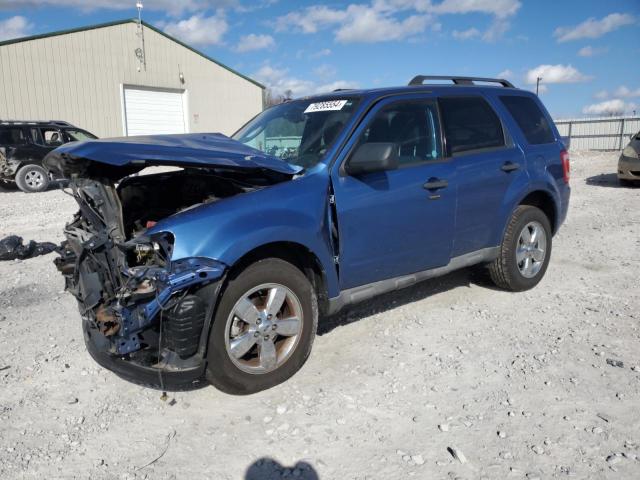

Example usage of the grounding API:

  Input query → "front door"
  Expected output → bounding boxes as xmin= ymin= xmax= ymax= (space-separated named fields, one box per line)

xmin=331 ymin=96 xmax=456 ymax=290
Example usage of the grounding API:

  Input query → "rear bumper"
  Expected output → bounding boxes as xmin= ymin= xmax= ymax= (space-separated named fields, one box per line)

xmin=618 ymin=154 xmax=640 ymax=181
xmin=83 ymin=319 xmax=208 ymax=391
xmin=558 ymin=184 xmax=570 ymax=230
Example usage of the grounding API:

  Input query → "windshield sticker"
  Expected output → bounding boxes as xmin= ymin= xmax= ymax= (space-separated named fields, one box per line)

xmin=304 ymin=100 xmax=348 ymax=113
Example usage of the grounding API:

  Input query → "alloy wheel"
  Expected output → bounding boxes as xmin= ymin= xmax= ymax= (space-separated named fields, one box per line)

xmin=24 ymin=170 xmax=45 ymax=189
xmin=224 ymin=283 xmax=303 ymax=374
xmin=516 ymin=221 xmax=547 ymax=278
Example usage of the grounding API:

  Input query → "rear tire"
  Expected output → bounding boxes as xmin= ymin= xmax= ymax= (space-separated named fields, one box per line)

xmin=206 ymin=258 xmax=317 ymax=395
xmin=15 ymin=165 xmax=50 ymax=193
xmin=489 ymin=205 xmax=552 ymax=291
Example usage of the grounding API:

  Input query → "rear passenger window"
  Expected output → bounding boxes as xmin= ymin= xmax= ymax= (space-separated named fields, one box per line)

xmin=356 ymin=100 xmax=442 ymax=166
xmin=439 ymin=96 xmax=504 ymax=155
xmin=500 ymin=95 xmax=555 ymax=145
xmin=0 ymin=127 xmax=27 ymax=145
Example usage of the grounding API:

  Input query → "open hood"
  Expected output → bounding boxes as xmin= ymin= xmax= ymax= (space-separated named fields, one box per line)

xmin=44 ymin=133 xmax=302 ymax=177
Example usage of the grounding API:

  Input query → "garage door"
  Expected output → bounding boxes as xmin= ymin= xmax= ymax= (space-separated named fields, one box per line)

xmin=123 ymin=87 xmax=187 ymax=136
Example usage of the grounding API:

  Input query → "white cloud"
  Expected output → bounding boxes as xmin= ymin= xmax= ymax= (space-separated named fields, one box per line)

xmin=234 ymin=33 xmax=274 ymax=52
xmin=254 ymin=64 xmax=358 ymax=97
xmin=452 ymin=27 xmax=480 ymax=40
xmin=582 ymin=99 xmax=636 ymax=116
xmin=0 ymin=15 xmax=32 ymax=41
xmin=614 ymin=85 xmax=640 ymax=98
xmin=482 ymin=18 xmax=511 ymax=42
xmin=497 ymin=69 xmax=514 ymax=79
xmin=312 ymin=64 xmax=337 ymax=80
xmin=592 ymin=86 xmax=640 ymax=101
xmin=315 ymin=80 xmax=360 ymax=94
xmin=275 ymin=0 xmax=519 ymax=43
xmin=577 ymin=45 xmax=608 ymax=57
xmin=427 ymin=0 xmax=521 ymax=19
xmin=0 ymin=0 xmax=237 ymax=16
xmin=525 ymin=64 xmax=591 ymax=85
xmin=554 ymin=13 xmax=636 ymax=43
xmin=274 ymin=5 xmax=348 ymax=34
xmin=335 ymin=5 xmax=431 ymax=43
xmin=160 ymin=12 xmax=228 ymax=45
xmin=310 ymin=48 xmax=332 ymax=58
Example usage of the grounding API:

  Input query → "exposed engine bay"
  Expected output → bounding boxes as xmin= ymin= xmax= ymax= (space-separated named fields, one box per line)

xmin=49 ymin=164 xmax=290 ymax=383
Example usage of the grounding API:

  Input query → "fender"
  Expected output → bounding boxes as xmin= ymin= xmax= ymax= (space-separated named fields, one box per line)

xmin=148 ymin=170 xmax=340 ymax=297
xmin=491 ymin=173 xmax=562 ymax=247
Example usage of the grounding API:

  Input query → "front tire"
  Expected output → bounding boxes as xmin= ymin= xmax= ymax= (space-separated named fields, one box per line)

xmin=489 ymin=205 xmax=552 ymax=291
xmin=15 ymin=164 xmax=50 ymax=193
xmin=206 ymin=258 xmax=318 ymax=395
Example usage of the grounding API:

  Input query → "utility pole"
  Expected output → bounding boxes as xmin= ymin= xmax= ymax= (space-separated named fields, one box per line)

xmin=135 ymin=1 xmax=146 ymax=71
xmin=536 ymin=77 xmax=542 ymax=95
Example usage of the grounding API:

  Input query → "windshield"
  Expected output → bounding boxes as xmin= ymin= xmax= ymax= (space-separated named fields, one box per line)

xmin=65 ymin=129 xmax=98 ymax=141
xmin=233 ymin=97 xmax=361 ymax=168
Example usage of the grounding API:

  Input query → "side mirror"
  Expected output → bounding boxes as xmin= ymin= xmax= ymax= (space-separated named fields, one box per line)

xmin=346 ymin=142 xmax=399 ymax=175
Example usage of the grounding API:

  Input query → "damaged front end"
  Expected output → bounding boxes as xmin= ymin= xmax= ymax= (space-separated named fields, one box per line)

xmin=53 ymin=176 xmax=226 ymax=388
xmin=44 ymin=134 xmax=299 ymax=389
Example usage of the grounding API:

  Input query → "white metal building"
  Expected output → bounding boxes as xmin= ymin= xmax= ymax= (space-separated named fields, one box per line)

xmin=0 ymin=19 xmax=264 ymax=138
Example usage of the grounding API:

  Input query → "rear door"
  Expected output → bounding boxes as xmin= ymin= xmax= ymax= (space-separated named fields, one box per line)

xmin=0 ymin=127 xmax=30 ymax=174
xmin=438 ymin=95 xmax=527 ymax=257
xmin=331 ymin=95 xmax=456 ymax=289
xmin=498 ymin=94 xmax=563 ymax=182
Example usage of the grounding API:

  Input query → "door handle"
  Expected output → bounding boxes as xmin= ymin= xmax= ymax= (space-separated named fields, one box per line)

xmin=501 ymin=161 xmax=520 ymax=172
xmin=423 ymin=178 xmax=448 ymax=190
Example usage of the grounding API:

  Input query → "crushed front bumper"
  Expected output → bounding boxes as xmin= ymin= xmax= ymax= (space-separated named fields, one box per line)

xmin=83 ymin=319 xmax=208 ymax=390
xmin=60 ymin=250 xmax=228 ymax=390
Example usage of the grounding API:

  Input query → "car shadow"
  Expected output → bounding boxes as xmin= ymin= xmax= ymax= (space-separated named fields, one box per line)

xmin=585 ymin=173 xmax=637 ymax=188
xmin=0 ymin=179 xmax=68 ymax=194
xmin=319 ymin=266 xmax=496 ymax=336
xmin=245 ymin=458 xmax=319 ymax=480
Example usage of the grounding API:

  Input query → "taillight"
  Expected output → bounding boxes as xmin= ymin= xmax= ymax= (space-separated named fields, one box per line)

xmin=560 ymin=149 xmax=570 ymax=184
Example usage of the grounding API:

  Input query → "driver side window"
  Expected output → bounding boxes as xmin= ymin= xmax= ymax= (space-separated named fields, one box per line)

xmin=356 ymin=100 xmax=443 ymax=166
xmin=39 ymin=128 xmax=63 ymax=147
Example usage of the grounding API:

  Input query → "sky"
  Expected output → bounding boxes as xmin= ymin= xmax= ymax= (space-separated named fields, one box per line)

xmin=0 ymin=0 xmax=639 ymax=118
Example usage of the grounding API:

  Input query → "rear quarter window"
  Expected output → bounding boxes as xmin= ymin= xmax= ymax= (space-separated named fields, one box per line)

xmin=0 ymin=127 xmax=27 ymax=145
xmin=439 ymin=96 xmax=505 ymax=155
xmin=500 ymin=95 xmax=555 ymax=145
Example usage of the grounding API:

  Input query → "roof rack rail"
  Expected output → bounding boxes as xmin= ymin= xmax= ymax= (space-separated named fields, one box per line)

xmin=408 ymin=75 xmax=515 ymax=88
xmin=0 ymin=119 xmax=75 ymax=126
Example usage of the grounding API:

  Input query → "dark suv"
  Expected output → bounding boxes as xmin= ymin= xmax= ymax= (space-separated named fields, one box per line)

xmin=45 ymin=75 xmax=570 ymax=394
xmin=0 ymin=120 xmax=97 ymax=192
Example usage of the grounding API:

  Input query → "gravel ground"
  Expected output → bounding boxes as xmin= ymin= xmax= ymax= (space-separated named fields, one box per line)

xmin=0 ymin=151 xmax=639 ymax=480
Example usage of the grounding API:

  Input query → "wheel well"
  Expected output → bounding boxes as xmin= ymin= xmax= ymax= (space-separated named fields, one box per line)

xmin=519 ymin=191 xmax=557 ymax=233
xmin=226 ymin=242 xmax=330 ymax=314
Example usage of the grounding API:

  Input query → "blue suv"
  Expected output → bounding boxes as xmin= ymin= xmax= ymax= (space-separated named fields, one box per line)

xmin=46 ymin=75 xmax=570 ymax=394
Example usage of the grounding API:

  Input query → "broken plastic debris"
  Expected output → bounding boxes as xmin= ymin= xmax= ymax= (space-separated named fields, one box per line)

xmin=447 ymin=445 xmax=468 ymax=464
xmin=0 ymin=235 xmax=58 ymax=261
xmin=606 ymin=358 xmax=624 ymax=368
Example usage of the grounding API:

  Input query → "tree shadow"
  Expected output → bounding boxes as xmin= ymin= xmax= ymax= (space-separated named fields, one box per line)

xmin=585 ymin=173 xmax=638 ymax=189
xmin=245 ymin=458 xmax=319 ymax=480
xmin=319 ymin=266 xmax=495 ymax=336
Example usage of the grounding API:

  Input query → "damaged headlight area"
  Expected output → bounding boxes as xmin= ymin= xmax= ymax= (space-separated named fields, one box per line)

xmin=53 ymin=176 xmax=228 ymax=384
